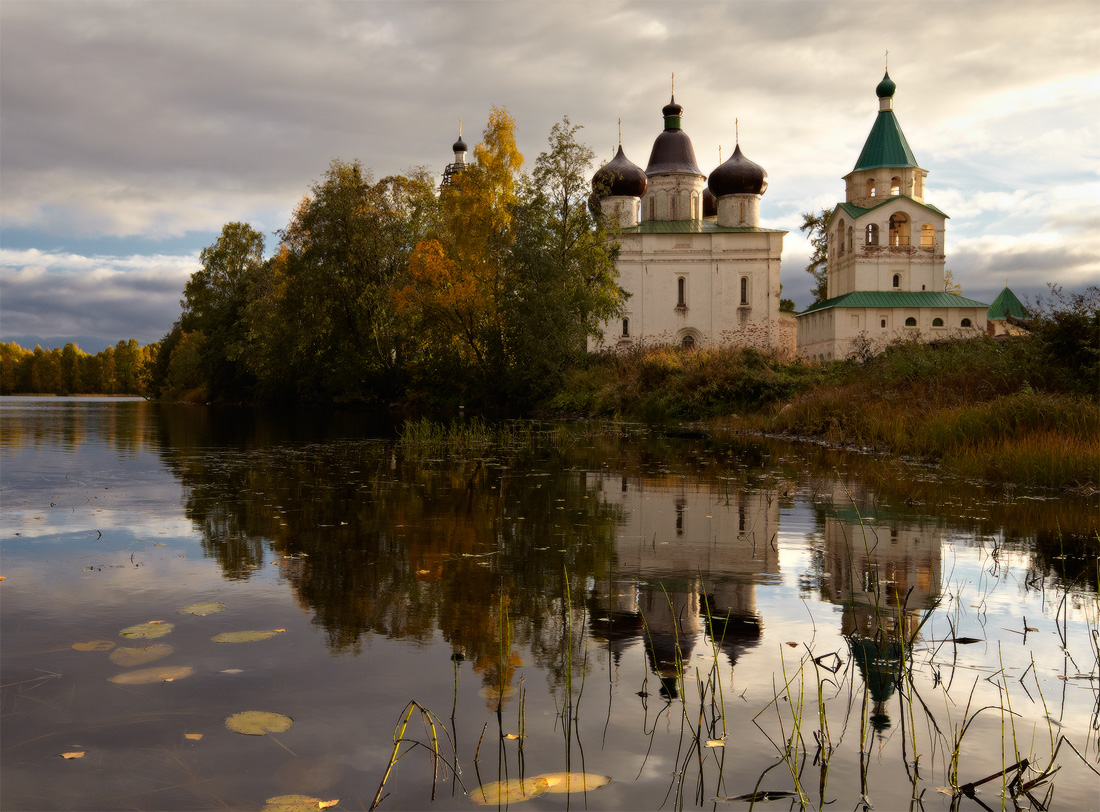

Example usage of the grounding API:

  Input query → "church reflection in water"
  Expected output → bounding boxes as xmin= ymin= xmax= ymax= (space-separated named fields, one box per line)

xmin=584 ymin=474 xmax=780 ymax=699
xmin=817 ymin=484 xmax=943 ymax=732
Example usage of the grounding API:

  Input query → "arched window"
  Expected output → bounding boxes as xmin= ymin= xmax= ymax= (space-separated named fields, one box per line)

xmin=670 ymin=196 xmax=677 ymax=220
xmin=890 ymin=177 xmax=901 ymax=196
xmin=880 ymin=319 xmax=887 ymax=328
xmin=889 ymin=212 xmax=910 ymax=246
xmin=932 ymin=317 xmax=944 ymax=327
xmin=847 ymin=226 xmax=853 ymax=253
xmin=681 ymin=334 xmax=695 ymax=349
xmin=739 ymin=199 xmax=746 ymax=223
xmin=866 ymin=223 xmax=879 ymax=245
xmin=837 ymin=219 xmax=846 ymax=254
xmin=921 ymin=224 xmax=935 ymax=247
xmin=677 ymin=277 xmax=686 ymax=307
xmin=961 ymin=318 xmax=973 ymax=328
xmin=892 ymin=273 xmax=901 ymax=288
xmin=622 ymin=318 xmax=630 ymax=337
xmin=648 ymin=197 xmax=655 ymax=221
xmin=740 ymin=276 xmax=748 ymax=305
xmin=691 ymin=195 xmax=698 ymax=220
xmin=866 ymin=179 xmax=876 ymax=198
xmin=904 ymin=317 xmax=917 ymax=327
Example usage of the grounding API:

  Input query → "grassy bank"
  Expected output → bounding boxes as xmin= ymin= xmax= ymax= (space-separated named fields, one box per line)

xmin=551 ymin=335 xmax=1099 ymax=489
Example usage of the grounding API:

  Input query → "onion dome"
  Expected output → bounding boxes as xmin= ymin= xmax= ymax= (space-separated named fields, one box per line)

xmin=645 ymin=95 xmax=703 ymax=177
xmin=702 ymin=187 xmax=717 ymax=217
xmin=592 ymin=145 xmax=649 ymax=198
xmin=876 ymin=70 xmax=896 ymax=99
xmin=588 ymin=190 xmax=602 ymax=218
xmin=452 ymin=135 xmax=467 ymax=153
xmin=707 ymin=144 xmax=768 ymax=197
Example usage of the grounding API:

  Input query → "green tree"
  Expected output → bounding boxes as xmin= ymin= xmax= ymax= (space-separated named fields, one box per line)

xmin=799 ymin=208 xmax=832 ymax=303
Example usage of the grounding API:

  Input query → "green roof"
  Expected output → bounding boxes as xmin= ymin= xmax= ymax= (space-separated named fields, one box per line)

xmin=798 ymin=290 xmax=990 ymax=315
xmin=986 ymin=287 xmax=1029 ymax=321
xmin=620 ymin=220 xmax=785 ymax=234
xmin=853 ymin=110 xmax=918 ymax=171
xmin=833 ymin=198 xmax=948 ymax=223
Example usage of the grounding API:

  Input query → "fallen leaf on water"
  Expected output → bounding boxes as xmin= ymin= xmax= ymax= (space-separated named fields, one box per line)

xmin=537 ymin=772 xmax=612 ymax=794
xmin=503 ymin=733 xmax=521 ymax=740
xmin=110 ymin=644 xmax=173 ymax=667
xmin=153 ymin=542 xmax=166 ymax=546
xmin=470 ymin=777 xmax=549 ymax=805
xmin=178 ymin=602 xmax=227 ymax=616
xmin=109 ymin=665 xmax=195 ymax=684
xmin=262 ymin=795 xmax=336 ymax=812
xmin=72 ymin=640 xmax=115 ymax=652
xmin=184 ymin=733 xmax=203 ymax=740
xmin=212 ymin=630 xmax=286 ymax=643
xmin=705 ymin=739 xmax=725 ymax=748
xmin=786 ymin=642 xmax=799 ymax=648
xmin=0 ymin=575 xmax=6 ymax=581
xmin=221 ymin=668 xmax=244 ymax=674
xmin=1025 ymin=626 xmax=1039 ymax=632
xmin=226 ymin=710 xmax=293 ymax=736
xmin=61 ymin=751 xmax=85 ymax=759
xmin=120 ymin=621 xmax=174 ymax=639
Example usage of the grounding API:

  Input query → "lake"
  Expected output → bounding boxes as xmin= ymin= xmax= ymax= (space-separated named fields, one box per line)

xmin=1 ymin=397 xmax=1097 ymax=811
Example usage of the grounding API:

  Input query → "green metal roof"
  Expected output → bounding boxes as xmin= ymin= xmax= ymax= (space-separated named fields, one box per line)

xmin=828 ymin=198 xmax=948 ymax=231
xmin=798 ymin=290 xmax=990 ymax=315
xmin=853 ymin=110 xmax=918 ymax=171
xmin=986 ymin=287 xmax=1029 ymax=321
xmin=620 ymin=220 xmax=786 ymax=234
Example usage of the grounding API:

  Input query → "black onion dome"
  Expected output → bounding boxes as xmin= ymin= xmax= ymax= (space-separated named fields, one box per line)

xmin=646 ymin=96 xmax=703 ymax=177
xmin=452 ymin=135 xmax=467 ymax=153
xmin=707 ymin=144 xmax=768 ymax=197
xmin=703 ymin=187 xmax=717 ymax=217
xmin=592 ymin=146 xmax=649 ymax=198
xmin=662 ymin=96 xmax=684 ymax=118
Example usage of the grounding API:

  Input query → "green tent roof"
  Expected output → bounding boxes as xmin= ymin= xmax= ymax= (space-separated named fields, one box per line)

xmin=853 ymin=110 xmax=918 ymax=171
xmin=620 ymin=220 xmax=785 ymax=235
xmin=798 ymin=290 xmax=989 ymax=315
xmin=986 ymin=287 xmax=1029 ymax=321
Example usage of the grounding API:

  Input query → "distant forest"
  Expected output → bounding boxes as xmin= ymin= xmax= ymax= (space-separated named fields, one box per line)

xmin=144 ymin=110 xmax=624 ymax=409
xmin=1 ymin=339 xmax=155 ymax=396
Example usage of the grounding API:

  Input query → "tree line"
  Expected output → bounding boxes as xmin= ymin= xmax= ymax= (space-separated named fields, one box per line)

xmin=146 ymin=110 xmax=624 ymax=409
xmin=0 ymin=339 xmax=154 ymax=396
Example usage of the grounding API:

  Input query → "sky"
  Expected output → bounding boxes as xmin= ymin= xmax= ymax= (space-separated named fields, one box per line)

xmin=2 ymin=0 xmax=1098 ymax=348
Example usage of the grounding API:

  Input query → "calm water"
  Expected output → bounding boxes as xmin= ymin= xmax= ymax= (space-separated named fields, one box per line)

xmin=1 ymin=397 xmax=1097 ymax=811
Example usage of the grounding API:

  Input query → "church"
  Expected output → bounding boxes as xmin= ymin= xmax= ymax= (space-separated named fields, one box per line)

xmin=587 ymin=93 xmax=794 ymax=354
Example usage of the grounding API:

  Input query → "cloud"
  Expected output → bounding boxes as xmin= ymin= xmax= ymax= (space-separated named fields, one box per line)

xmin=0 ymin=248 xmax=197 ymax=342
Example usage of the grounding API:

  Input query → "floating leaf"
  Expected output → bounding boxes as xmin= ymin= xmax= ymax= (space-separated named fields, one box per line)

xmin=470 ymin=777 xmax=549 ymax=805
xmin=705 ymin=739 xmax=726 ymax=748
xmin=109 ymin=665 xmax=194 ymax=684
xmin=538 ymin=772 xmax=612 ymax=794
xmin=110 ymin=644 xmax=173 ymax=667
xmin=221 ymin=668 xmax=244 ymax=674
xmin=225 ymin=710 xmax=293 ymax=735
xmin=178 ymin=602 xmax=227 ymax=616
xmin=261 ymin=796 xmax=338 ymax=812
xmin=184 ymin=733 xmax=203 ymax=741
xmin=786 ymin=642 xmax=799 ymax=648
xmin=120 ymin=621 xmax=173 ymax=639
xmin=61 ymin=751 xmax=85 ymax=759
xmin=504 ymin=733 xmax=521 ymax=740
xmin=72 ymin=640 xmax=115 ymax=651
xmin=212 ymin=629 xmax=286 ymax=643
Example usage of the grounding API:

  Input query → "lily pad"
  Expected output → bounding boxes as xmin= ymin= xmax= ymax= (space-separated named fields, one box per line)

xmin=537 ymin=772 xmax=613 ymax=793
xmin=178 ymin=602 xmax=227 ymax=616
xmin=120 ymin=621 xmax=173 ymax=639
xmin=72 ymin=640 xmax=115 ymax=651
xmin=225 ymin=710 xmax=294 ymax=735
xmin=470 ymin=777 xmax=549 ymax=805
xmin=109 ymin=665 xmax=195 ymax=684
xmin=262 ymin=797 xmax=338 ymax=812
xmin=109 ymin=644 xmax=173 ymax=667
xmin=212 ymin=629 xmax=285 ymax=643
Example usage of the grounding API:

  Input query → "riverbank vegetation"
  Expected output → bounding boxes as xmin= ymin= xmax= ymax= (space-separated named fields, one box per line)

xmin=0 ymin=339 xmax=155 ymax=396
xmin=555 ymin=285 xmax=1099 ymax=489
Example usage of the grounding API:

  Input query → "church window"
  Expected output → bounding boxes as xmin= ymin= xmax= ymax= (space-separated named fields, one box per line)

xmin=739 ymin=199 xmax=746 ymax=223
xmin=681 ymin=334 xmax=695 ymax=349
xmin=921 ymin=224 xmax=934 ymax=247
xmin=932 ymin=317 xmax=944 ymax=327
xmin=670 ymin=196 xmax=677 ymax=220
xmin=961 ymin=318 xmax=972 ymax=328
xmin=847 ymin=226 xmax=853 ymax=253
xmin=740 ymin=276 xmax=748 ymax=305
xmin=892 ymin=274 xmax=901 ymax=288
xmin=904 ymin=317 xmax=917 ymax=327
xmin=867 ymin=179 xmax=876 ymax=198
xmin=677 ymin=277 xmax=686 ymax=307
xmin=866 ymin=224 xmax=879 ymax=245
xmin=837 ymin=219 xmax=846 ymax=254
xmin=891 ymin=177 xmax=901 ymax=195
xmin=880 ymin=319 xmax=887 ymax=328
xmin=691 ymin=195 xmax=698 ymax=220
xmin=622 ymin=318 xmax=630 ymax=337
xmin=889 ymin=213 xmax=910 ymax=246
xmin=648 ymin=198 xmax=655 ymax=221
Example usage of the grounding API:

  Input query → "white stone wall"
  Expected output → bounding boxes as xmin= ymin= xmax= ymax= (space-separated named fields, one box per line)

xmin=797 ymin=306 xmax=987 ymax=361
